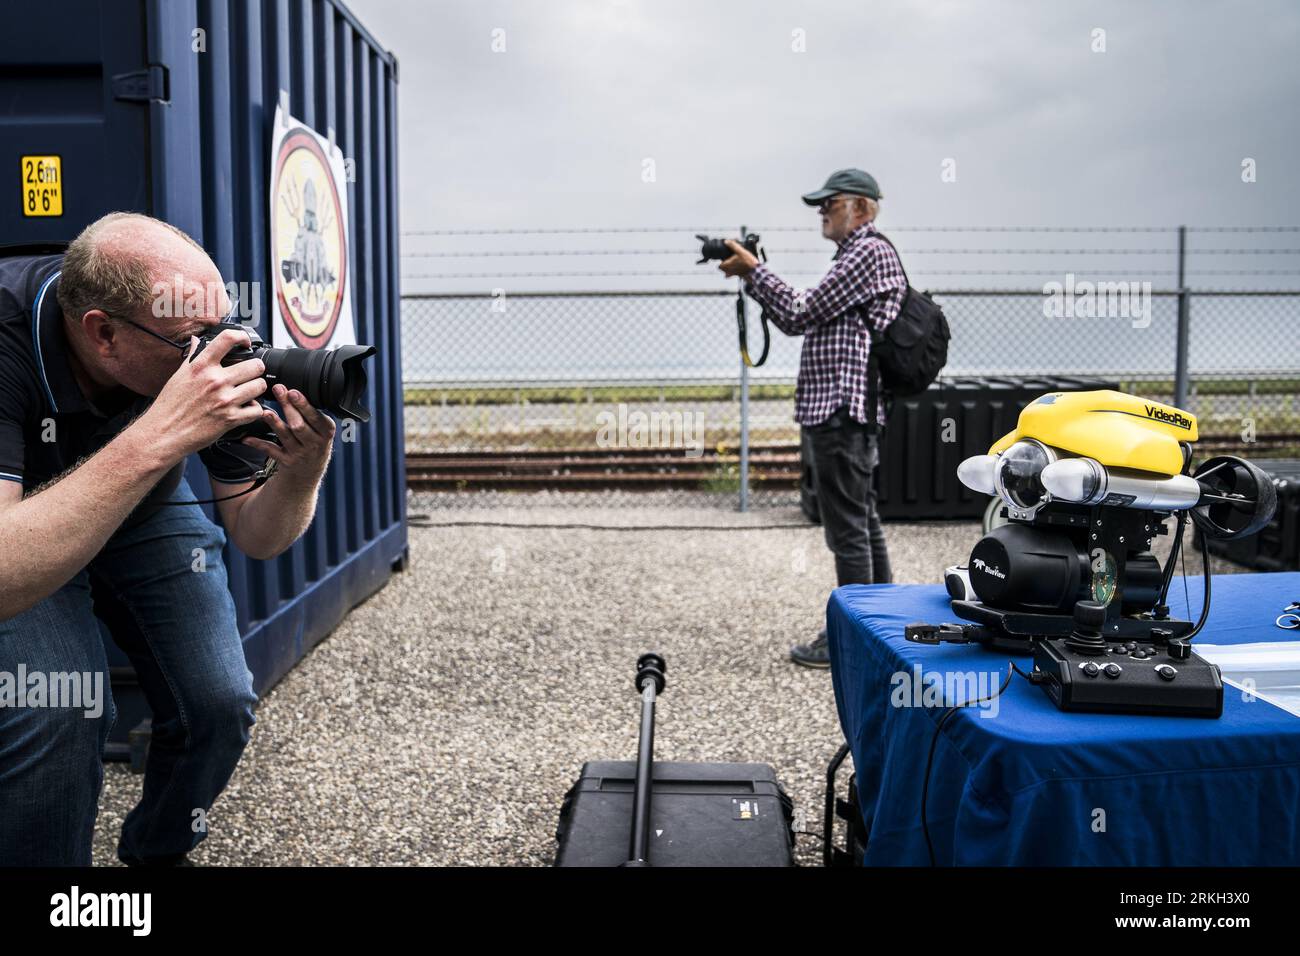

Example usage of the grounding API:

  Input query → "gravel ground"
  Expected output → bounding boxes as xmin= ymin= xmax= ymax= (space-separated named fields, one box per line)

xmin=90 ymin=502 xmax=1237 ymax=866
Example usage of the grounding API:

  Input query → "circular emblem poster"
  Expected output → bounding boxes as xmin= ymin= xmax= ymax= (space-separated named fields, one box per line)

xmin=268 ymin=104 xmax=356 ymax=349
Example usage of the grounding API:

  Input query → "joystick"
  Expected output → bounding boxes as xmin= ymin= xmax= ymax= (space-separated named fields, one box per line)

xmin=1063 ymin=601 xmax=1108 ymax=656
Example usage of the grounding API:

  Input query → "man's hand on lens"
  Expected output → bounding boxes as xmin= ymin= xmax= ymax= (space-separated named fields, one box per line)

xmin=137 ymin=328 xmax=268 ymax=461
xmin=241 ymin=385 xmax=336 ymax=482
xmin=718 ymin=238 xmax=759 ymax=278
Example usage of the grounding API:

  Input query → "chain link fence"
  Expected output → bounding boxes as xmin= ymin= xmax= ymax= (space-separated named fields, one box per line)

xmin=400 ymin=226 xmax=1300 ymax=512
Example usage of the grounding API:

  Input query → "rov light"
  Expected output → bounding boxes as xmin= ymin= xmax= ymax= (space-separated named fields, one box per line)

xmin=956 ymin=454 xmax=999 ymax=496
xmin=992 ymin=439 xmax=1057 ymax=517
xmin=1040 ymin=458 xmax=1203 ymax=511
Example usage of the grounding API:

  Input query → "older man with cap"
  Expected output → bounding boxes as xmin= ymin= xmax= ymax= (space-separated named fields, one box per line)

xmin=719 ymin=168 xmax=906 ymax=668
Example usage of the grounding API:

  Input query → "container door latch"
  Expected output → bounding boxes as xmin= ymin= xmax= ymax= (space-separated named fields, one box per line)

xmin=111 ymin=64 xmax=170 ymax=104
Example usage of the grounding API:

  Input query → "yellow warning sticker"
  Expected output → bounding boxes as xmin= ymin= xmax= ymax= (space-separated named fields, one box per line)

xmin=21 ymin=155 xmax=63 ymax=217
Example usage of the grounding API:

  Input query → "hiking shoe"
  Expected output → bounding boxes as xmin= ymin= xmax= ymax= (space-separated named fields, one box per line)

xmin=790 ymin=628 xmax=831 ymax=669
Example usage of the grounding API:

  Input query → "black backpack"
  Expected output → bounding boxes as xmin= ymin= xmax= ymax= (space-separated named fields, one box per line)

xmin=864 ymin=231 xmax=949 ymax=399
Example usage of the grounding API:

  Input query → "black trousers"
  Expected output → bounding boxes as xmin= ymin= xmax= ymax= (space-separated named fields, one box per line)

xmin=803 ymin=407 xmax=892 ymax=588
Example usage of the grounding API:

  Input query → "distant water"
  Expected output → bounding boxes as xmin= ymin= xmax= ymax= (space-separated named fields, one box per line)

xmin=400 ymin=292 xmax=1299 ymax=384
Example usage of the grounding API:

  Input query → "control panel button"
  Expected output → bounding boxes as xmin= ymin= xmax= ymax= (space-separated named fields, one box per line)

xmin=1155 ymin=664 xmax=1178 ymax=681
xmin=1103 ymin=662 xmax=1123 ymax=679
xmin=1080 ymin=661 xmax=1101 ymax=678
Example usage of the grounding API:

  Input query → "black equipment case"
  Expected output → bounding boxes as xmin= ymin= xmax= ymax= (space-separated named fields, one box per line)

xmin=555 ymin=760 xmax=795 ymax=867
xmin=554 ymin=654 xmax=796 ymax=867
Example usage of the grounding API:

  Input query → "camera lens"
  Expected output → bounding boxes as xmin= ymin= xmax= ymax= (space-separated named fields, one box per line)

xmin=995 ymin=440 xmax=1052 ymax=510
xmin=257 ymin=343 xmax=377 ymax=421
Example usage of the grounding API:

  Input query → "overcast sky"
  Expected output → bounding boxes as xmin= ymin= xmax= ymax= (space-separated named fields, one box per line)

xmin=345 ymin=0 xmax=1300 ymax=291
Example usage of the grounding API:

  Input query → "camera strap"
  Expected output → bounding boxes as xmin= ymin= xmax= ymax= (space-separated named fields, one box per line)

xmin=737 ymin=246 xmax=770 ymax=367
xmin=736 ymin=294 xmax=771 ymax=368
xmin=157 ymin=457 xmax=279 ymax=507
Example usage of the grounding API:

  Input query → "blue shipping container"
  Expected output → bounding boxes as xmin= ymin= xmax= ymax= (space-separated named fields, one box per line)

xmin=1 ymin=0 xmax=407 ymax=753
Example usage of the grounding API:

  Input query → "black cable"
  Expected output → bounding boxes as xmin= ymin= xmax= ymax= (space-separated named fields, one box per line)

xmin=157 ymin=472 xmax=273 ymax=506
xmin=1180 ymin=525 xmax=1192 ymax=622
xmin=920 ymin=662 xmax=1030 ymax=866
xmin=921 ymin=708 xmax=962 ymax=867
xmin=1154 ymin=446 xmax=1197 ymax=614
xmin=159 ymin=484 xmax=259 ymax=506
xmin=1169 ymin=451 xmax=1216 ymax=642
xmin=1155 ymin=511 xmax=1188 ymax=611
xmin=1184 ymin=529 xmax=1214 ymax=641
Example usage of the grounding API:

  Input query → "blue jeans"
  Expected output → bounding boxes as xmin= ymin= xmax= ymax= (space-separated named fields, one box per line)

xmin=803 ymin=407 xmax=892 ymax=587
xmin=0 ymin=477 xmax=256 ymax=866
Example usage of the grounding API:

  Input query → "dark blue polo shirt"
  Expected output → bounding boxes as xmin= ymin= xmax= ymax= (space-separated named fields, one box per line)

xmin=0 ymin=252 xmax=268 ymax=526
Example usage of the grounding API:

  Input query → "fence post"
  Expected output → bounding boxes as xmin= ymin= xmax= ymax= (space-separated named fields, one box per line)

xmin=738 ymin=224 xmax=750 ymax=513
xmin=1174 ymin=225 xmax=1191 ymax=409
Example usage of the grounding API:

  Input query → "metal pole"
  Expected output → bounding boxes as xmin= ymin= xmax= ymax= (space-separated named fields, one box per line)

xmin=628 ymin=681 xmax=656 ymax=864
xmin=738 ymin=223 xmax=750 ymax=512
xmin=1174 ymin=225 xmax=1190 ymax=409
xmin=823 ymin=742 xmax=851 ymax=868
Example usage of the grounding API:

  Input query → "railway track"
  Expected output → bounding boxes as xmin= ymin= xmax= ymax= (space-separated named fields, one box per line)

xmin=404 ymin=435 xmax=1299 ymax=492
xmin=405 ymin=444 xmax=802 ymax=491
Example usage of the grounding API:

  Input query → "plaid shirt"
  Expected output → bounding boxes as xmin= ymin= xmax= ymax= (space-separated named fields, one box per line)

xmin=744 ymin=222 xmax=906 ymax=427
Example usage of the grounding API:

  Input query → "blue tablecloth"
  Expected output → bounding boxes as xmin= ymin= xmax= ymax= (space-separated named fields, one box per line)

xmin=826 ymin=572 xmax=1300 ymax=866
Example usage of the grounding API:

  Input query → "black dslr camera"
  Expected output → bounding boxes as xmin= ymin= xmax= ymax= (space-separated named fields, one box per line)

xmin=696 ymin=231 xmax=763 ymax=264
xmin=189 ymin=321 xmax=377 ymax=423
xmin=696 ymin=232 xmax=770 ymax=366
xmin=157 ymin=323 xmax=377 ymax=506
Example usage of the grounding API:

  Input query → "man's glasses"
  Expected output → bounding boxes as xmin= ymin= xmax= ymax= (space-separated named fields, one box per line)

xmin=109 ymin=297 xmax=245 ymax=353
xmin=817 ymin=195 xmax=854 ymax=215
xmin=112 ymin=315 xmax=192 ymax=351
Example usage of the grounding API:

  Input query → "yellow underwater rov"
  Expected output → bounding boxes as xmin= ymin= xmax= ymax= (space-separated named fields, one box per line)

xmin=907 ymin=390 xmax=1277 ymax=717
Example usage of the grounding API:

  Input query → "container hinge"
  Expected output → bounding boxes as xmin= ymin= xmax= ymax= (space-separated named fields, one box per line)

xmin=112 ymin=64 xmax=170 ymax=103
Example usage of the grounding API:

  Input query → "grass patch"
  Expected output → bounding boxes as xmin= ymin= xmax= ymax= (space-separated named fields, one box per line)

xmin=404 ymin=383 xmax=796 ymax=406
xmin=407 ymin=378 xmax=1300 ymax=408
